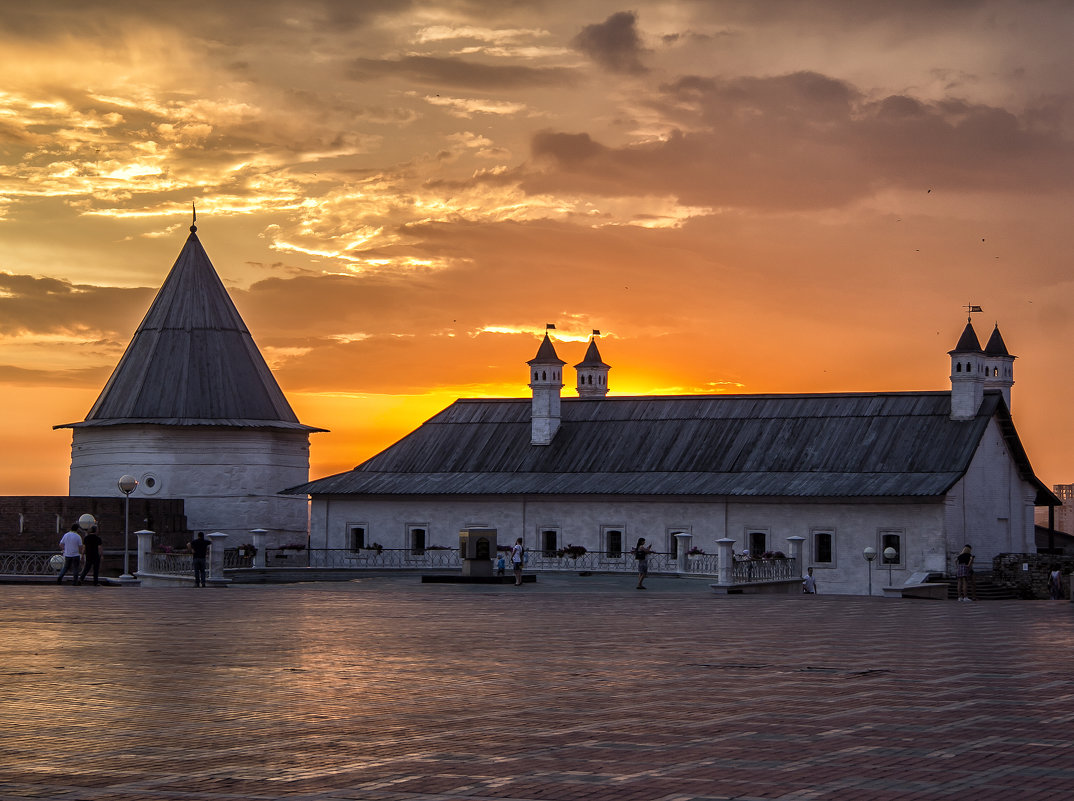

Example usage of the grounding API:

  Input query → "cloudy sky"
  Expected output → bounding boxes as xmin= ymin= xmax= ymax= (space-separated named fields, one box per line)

xmin=2 ymin=0 xmax=1074 ymax=495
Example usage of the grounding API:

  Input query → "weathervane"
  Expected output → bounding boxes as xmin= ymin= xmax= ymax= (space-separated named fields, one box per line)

xmin=190 ymin=202 xmax=197 ymax=233
xmin=964 ymin=303 xmax=982 ymax=322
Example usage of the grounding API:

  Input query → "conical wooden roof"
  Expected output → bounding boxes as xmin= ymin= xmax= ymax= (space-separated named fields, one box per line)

xmin=58 ymin=228 xmax=323 ymax=432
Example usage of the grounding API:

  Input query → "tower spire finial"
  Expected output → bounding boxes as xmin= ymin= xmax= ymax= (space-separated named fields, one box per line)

xmin=190 ymin=202 xmax=197 ymax=233
xmin=964 ymin=303 xmax=982 ymax=322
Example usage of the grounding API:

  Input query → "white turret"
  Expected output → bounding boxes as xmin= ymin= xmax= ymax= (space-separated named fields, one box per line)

xmin=574 ymin=332 xmax=610 ymax=398
xmin=949 ymin=320 xmax=984 ymax=420
xmin=982 ymin=324 xmax=1016 ymax=411
xmin=528 ymin=330 xmax=565 ymax=445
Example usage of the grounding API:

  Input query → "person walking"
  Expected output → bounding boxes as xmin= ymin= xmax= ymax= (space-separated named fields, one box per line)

xmin=510 ymin=538 xmax=525 ymax=585
xmin=634 ymin=537 xmax=653 ymax=589
xmin=189 ymin=532 xmax=210 ymax=588
xmin=79 ymin=525 xmax=103 ymax=585
xmin=955 ymin=544 xmax=975 ymax=601
xmin=802 ymin=567 xmax=818 ymax=594
xmin=57 ymin=523 xmax=84 ymax=585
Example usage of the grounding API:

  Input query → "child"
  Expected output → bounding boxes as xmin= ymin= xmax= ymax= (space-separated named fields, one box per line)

xmin=496 ymin=553 xmax=506 ymax=576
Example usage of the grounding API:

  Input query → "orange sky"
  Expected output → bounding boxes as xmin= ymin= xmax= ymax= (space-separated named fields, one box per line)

xmin=2 ymin=1 xmax=1074 ymax=496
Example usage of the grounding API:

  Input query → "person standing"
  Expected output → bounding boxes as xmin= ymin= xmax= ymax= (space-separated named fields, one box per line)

xmin=510 ymin=538 xmax=525 ymax=586
xmin=79 ymin=525 xmax=103 ymax=585
xmin=802 ymin=567 xmax=818 ymax=594
xmin=955 ymin=545 xmax=975 ymax=602
xmin=1049 ymin=565 xmax=1063 ymax=600
xmin=57 ymin=523 xmax=84 ymax=585
xmin=189 ymin=532 xmax=210 ymax=588
xmin=634 ymin=537 xmax=653 ymax=590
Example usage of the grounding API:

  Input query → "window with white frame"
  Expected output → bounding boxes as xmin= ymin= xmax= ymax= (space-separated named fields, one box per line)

xmin=667 ymin=526 xmax=691 ymax=558
xmin=348 ymin=524 xmax=367 ymax=552
xmin=408 ymin=525 xmax=428 ymax=555
xmin=811 ymin=529 xmax=835 ymax=567
xmin=747 ymin=529 xmax=768 ymax=556
xmin=603 ymin=527 xmax=624 ymax=558
xmin=879 ymin=529 xmax=903 ymax=567
xmin=541 ymin=528 xmax=558 ymax=556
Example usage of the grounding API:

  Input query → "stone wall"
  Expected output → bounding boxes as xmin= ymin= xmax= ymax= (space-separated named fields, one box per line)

xmin=993 ymin=552 xmax=1074 ymax=599
xmin=0 ymin=496 xmax=188 ymax=551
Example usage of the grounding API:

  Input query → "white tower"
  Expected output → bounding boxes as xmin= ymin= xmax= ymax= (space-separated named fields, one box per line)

xmin=949 ymin=319 xmax=984 ymax=421
xmin=56 ymin=221 xmax=326 ymax=544
xmin=983 ymin=324 xmax=1016 ymax=411
xmin=528 ymin=329 xmax=565 ymax=445
xmin=574 ymin=332 xmax=610 ymax=398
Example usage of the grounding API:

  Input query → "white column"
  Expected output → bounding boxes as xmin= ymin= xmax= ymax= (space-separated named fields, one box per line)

xmin=207 ymin=532 xmax=228 ymax=582
xmin=675 ymin=532 xmax=693 ymax=575
xmin=716 ymin=538 xmax=736 ymax=585
xmin=134 ymin=530 xmax=155 ymax=576
xmin=250 ymin=529 xmax=267 ymax=568
xmin=786 ymin=535 xmax=806 ymax=578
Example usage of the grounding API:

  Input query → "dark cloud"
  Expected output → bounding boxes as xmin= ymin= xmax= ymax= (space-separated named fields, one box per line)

xmin=572 ymin=11 xmax=649 ymax=74
xmin=522 ymin=71 xmax=1074 ymax=209
xmin=346 ymin=55 xmax=575 ymax=90
xmin=0 ymin=364 xmax=111 ymax=389
xmin=0 ymin=273 xmax=151 ymax=337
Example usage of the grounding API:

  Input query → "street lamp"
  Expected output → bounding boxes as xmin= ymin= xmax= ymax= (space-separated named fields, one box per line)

xmin=863 ymin=546 xmax=877 ymax=596
xmin=118 ymin=475 xmax=139 ymax=579
xmin=883 ymin=546 xmax=897 ymax=589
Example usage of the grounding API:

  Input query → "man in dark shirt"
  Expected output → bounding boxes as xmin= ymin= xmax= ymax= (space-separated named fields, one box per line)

xmin=189 ymin=532 xmax=210 ymax=587
xmin=79 ymin=526 xmax=103 ymax=585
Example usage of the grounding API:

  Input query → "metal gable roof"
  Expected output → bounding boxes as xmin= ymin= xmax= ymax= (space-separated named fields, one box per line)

xmin=286 ymin=390 xmax=1048 ymax=500
xmin=56 ymin=229 xmax=325 ymax=433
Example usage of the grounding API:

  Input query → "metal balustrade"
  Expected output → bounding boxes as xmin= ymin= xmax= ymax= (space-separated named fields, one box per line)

xmin=0 ymin=551 xmax=61 ymax=576
xmin=730 ymin=557 xmax=798 ymax=582
xmin=149 ymin=552 xmax=193 ymax=575
xmin=0 ymin=548 xmax=798 ymax=585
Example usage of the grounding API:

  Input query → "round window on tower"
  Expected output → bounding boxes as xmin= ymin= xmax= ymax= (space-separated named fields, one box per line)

xmin=140 ymin=473 xmax=161 ymax=496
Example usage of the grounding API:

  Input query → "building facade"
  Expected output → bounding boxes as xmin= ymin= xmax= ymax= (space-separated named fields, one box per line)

xmin=288 ymin=325 xmax=1055 ymax=594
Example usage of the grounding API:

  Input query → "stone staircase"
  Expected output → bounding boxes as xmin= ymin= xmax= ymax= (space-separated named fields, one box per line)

xmin=932 ymin=572 xmax=1018 ymax=600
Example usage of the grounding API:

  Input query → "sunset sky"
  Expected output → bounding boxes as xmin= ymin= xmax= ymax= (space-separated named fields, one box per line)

xmin=3 ymin=1 xmax=1074 ymax=496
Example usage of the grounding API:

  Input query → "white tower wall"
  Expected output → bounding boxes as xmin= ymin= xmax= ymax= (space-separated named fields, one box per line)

xmin=68 ymin=425 xmax=311 ymax=545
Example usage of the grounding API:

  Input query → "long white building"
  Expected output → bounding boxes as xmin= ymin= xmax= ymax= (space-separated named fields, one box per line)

xmin=288 ymin=321 xmax=1055 ymax=594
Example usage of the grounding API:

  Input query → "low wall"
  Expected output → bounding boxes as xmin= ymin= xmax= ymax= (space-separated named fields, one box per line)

xmin=993 ymin=553 xmax=1074 ymax=599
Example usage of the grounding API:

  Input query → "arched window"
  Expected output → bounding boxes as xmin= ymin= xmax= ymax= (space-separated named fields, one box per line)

xmin=956 ymin=363 xmax=962 ymax=373
xmin=541 ymin=370 xmax=546 ymax=380
xmin=588 ymin=375 xmax=593 ymax=384
xmin=993 ymin=367 xmax=999 ymax=377
xmin=533 ymin=371 xmax=539 ymax=381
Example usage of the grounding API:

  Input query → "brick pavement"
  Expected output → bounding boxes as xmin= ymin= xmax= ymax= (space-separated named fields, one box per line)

xmin=1 ymin=574 xmax=1072 ymax=801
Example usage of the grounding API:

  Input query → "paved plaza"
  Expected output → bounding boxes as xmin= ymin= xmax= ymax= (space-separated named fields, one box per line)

xmin=1 ymin=574 xmax=1072 ymax=801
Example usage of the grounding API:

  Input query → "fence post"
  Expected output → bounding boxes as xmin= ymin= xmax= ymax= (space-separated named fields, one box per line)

xmin=716 ymin=538 xmax=735 ymax=585
xmin=250 ymin=529 xmax=267 ymax=568
xmin=207 ymin=532 xmax=228 ymax=585
xmin=786 ymin=535 xmax=806 ymax=579
xmin=134 ymin=530 xmax=155 ymax=577
xmin=674 ymin=532 xmax=693 ymax=575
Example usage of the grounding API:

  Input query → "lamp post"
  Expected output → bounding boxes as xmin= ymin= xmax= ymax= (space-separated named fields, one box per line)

xmin=863 ymin=546 xmax=877 ymax=596
xmin=118 ymin=475 xmax=139 ymax=580
xmin=883 ymin=546 xmax=897 ymax=589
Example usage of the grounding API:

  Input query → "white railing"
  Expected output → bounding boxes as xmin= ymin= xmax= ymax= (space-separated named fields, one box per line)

xmin=682 ymin=552 xmax=720 ymax=575
xmin=148 ymin=552 xmax=193 ymax=575
xmin=731 ymin=558 xmax=798 ymax=583
xmin=0 ymin=551 xmax=60 ymax=575
xmin=305 ymin=547 xmax=462 ymax=569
